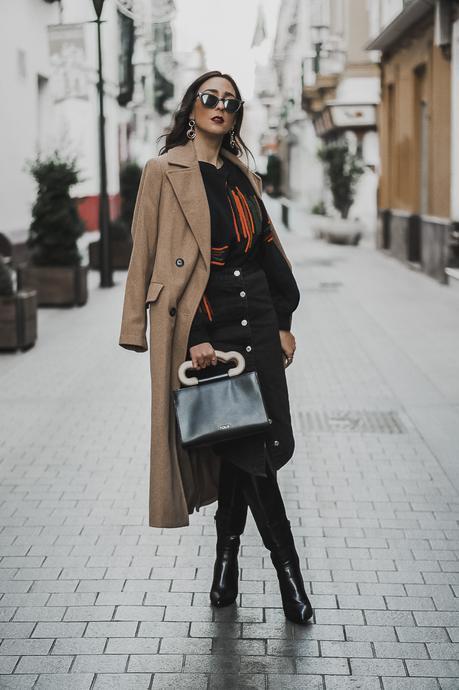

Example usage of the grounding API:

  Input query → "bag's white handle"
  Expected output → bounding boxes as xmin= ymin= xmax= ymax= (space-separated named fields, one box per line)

xmin=178 ymin=349 xmax=245 ymax=386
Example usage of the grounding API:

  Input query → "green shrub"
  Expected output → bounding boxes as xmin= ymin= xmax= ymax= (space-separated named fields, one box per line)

xmin=109 ymin=162 xmax=142 ymax=241
xmin=317 ymin=138 xmax=364 ymax=219
xmin=26 ymin=151 xmax=85 ymax=266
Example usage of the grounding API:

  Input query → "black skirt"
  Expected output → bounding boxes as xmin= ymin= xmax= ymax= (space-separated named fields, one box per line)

xmin=186 ymin=260 xmax=295 ymax=477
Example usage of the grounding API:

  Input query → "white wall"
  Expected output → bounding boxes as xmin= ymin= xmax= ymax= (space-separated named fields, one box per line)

xmin=0 ymin=1 xmax=60 ymax=234
xmin=0 ymin=0 xmax=131 ymax=235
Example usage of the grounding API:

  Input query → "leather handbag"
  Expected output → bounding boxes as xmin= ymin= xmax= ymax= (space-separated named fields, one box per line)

xmin=173 ymin=350 xmax=271 ymax=449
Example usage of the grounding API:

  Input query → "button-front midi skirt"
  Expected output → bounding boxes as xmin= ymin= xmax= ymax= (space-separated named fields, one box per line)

xmin=185 ymin=260 xmax=295 ymax=477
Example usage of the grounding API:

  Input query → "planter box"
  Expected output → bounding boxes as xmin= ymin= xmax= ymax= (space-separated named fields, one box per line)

xmin=420 ymin=216 xmax=451 ymax=284
xmin=17 ymin=264 xmax=88 ymax=306
xmin=320 ymin=217 xmax=364 ymax=245
xmin=0 ymin=290 xmax=37 ymax=350
xmin=88 ymin=239 xmax=132 ymax=270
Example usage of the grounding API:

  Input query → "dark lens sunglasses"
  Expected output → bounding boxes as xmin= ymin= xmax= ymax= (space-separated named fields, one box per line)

xmin=197 ymin=91 xmax=244 ymax=114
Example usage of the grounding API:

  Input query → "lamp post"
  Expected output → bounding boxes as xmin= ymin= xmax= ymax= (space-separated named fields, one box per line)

xmin=92 ymin=0 xmax=113 ymax=287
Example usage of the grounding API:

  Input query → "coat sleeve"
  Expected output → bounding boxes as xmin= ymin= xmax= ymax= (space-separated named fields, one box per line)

xmin=257 ymin=197 xmax=300 ymax=331
xmin=118 ymin=158 xmax=163 ymax=352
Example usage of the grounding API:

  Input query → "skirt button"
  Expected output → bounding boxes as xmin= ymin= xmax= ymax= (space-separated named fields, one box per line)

xmin=273 ymin=440 xmax=280 ymax=446
xmin=240 ymin=290 xmax=246 ymax=297
xmin=245 ymin=345 xmax=252 ymax=352
xmin=233 ymin=269 xmax=240 ymax=276
xmin=241 ymin=319 xmax=248 ymax=326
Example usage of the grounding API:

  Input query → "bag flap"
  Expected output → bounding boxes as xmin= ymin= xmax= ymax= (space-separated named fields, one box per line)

xmin=145 ymin=281 xmax=164 ymax=304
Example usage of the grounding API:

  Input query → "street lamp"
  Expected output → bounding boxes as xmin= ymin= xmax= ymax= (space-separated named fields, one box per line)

xmin=92 ymin=0 xmax=113 ymax=287
xmin=311 ymin=23 xmax=328 ymax=75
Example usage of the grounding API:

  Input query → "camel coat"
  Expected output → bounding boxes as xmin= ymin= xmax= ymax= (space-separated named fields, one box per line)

xmin=118 ymin=138 xmax=293 ymax=528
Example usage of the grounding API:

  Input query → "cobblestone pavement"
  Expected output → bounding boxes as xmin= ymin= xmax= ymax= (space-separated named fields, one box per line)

xmin=1 ymin=200 xmax=458 ymax=690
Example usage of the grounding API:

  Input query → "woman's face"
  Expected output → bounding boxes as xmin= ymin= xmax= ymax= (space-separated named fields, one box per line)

xmin=190 ymin=76 xmax=239 ymax=140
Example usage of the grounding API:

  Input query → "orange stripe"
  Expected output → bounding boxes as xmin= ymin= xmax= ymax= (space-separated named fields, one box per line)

xmin=228 ymin=194 xmax=241 ymax=242
xmin=211 ymin=245 xmax=229 ymax=250
xmin=237 ymin=190 xmax=255 ymax=249
xmin=202 ymin=294 xmax=213 ymax=321
xmin=231 ymin=188 xmax=251 ymax=251
xmin=210 ymin=260 xmax=225 ymax=265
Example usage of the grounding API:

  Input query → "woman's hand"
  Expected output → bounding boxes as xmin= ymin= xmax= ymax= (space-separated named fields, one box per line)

xmin=189 ymin=342 xmax=218 ymax=370
xmin=279 ymin=330 xmax=296 ymax=368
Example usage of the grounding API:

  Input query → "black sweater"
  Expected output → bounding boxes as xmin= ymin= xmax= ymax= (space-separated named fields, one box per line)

xmin=188 ymin=157 xmax=300 ymax=348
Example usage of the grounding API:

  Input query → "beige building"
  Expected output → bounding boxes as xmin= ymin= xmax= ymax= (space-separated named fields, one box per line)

xmin=367 ymin=0 xmax=459 ymax=284
xmin=300 ymin=0 xmax=380 ymax=232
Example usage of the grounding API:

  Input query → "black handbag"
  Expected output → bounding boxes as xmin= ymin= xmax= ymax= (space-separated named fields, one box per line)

xmin=173 ymin=350 xmax=271 ymax=449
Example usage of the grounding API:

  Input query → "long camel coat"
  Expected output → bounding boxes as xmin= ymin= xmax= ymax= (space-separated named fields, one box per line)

xmin=118 ymin=138 xmax=294 ymax=528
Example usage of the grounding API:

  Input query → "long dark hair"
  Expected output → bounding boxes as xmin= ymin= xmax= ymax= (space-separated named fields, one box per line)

xmin=157 ymin=70 xmax=255 ymax=168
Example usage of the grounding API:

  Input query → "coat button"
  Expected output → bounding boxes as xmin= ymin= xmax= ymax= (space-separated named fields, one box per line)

xmin=241 ymin=319 xmax=247 ymax=326
xmin=169 ymin=307 xmax=177 ymax=316
xmin=233 ymin=269 xmax=240 ymax=276
xmin=175 ymin=257 xmax=184 ymax=267
xmin=273 ymin=440 xmax=280 ymax=446
xmin=240 ymin=290 xmax=246 ymax=297
xmin=245 ymin=345 xmax=252 ymax=352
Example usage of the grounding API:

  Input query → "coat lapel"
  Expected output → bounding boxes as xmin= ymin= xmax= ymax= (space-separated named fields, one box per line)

xmin=165 ymin=139 xmax=262 ymax=271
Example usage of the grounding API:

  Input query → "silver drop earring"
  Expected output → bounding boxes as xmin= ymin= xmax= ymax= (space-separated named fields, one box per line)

xmin=230 ymin=128 xmax=236 ymax=148
xmin=187 ymin=119 xmax=196 ymax=140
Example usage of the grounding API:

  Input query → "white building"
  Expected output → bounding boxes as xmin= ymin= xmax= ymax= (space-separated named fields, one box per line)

xmin=0 ymin=0 xmax=176 ymax=239
xmin=268 ymin=0 xmax=380 ymax=233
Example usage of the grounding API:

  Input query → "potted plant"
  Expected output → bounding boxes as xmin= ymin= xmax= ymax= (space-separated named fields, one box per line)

xmin=18 ymin=151 xmax=88 ymax=306
xmin=265 ymin=153 xmax=282 ymax=198
xmin=317 ymin=137 xmax=365 ymax=245
xmin=0 ymin=255 xmax=37 ymax=351
xmin=89 ymin=162 xmax=141 ymax=270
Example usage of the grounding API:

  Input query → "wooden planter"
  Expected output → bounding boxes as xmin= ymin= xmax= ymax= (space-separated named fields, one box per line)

xmin=88 ymin=239 xmax=132 ymax=270
xmin=0 ymin=290 xmax=37 ymax=351
xmin=17 ymin=264 xmax=88 ymax=306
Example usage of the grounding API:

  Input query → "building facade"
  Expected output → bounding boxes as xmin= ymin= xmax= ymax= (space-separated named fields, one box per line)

xmin=300 ymin=0 xmax=380 ymax=234
xmin=0 ymin=0 xmax=176 ymax=240
xmin=368 ymin=0 xmax=459 ymax=283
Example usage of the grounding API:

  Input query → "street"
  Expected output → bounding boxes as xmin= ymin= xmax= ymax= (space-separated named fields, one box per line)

xmin=1 ymin=202 xmax=459 ymax=690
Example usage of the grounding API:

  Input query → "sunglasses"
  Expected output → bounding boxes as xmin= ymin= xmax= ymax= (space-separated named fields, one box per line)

xmin=196 ymin=91 xmax=244 ymax=114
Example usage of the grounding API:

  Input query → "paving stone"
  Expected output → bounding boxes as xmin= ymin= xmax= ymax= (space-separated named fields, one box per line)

xmin=209 ymin=673 xmax=266 ymax=689
xmin=150 ymin=674 xmax=208 ymax=689
xmin=127 ymin=654 xmax=183 ymax=672
xmin=14 ymin=655 xmax=72 ymax=673
xmin=382 ymin=680 xmax=441 ymax=690
xmin=350 ymin=658 xmax=406 ymax=676
xmin=34 ymin=674 xmax=94 ymax=690
xmin=405 ymin=660 xmax=459 ymax=677
xmin=266 ymin=675 xmax=322 ymax=689
xmin=321 ymin=640 xmax=373 ymax=657
xmin=325 ymin=679 xmax=380 ymax=690
xmin=72 ymin=654 xmax=128 ymax=673
xmin=92 ymin=675 xmax=151 ymax=690
xmin=0 ymin=639 xmax=53 ymax=656
xmin=52 ymin=638 xmax=106 ymax=655
xmin=0 ymin=676 xmax=38 ymax=689
xmin=0 ymin=657 xmax=18 ymax=673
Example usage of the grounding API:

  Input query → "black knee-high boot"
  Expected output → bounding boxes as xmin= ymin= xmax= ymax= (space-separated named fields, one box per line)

xmin=210 ymin=463 xmax=248 ymax=607
xmin=264 ymin=517 xmax=313 ymax=624
xmin=241 ymin=468 xmax=313 ymax=624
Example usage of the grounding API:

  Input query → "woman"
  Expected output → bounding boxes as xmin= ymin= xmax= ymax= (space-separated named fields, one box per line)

xmin=119 ymin=70 xmax=312 ymax=624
